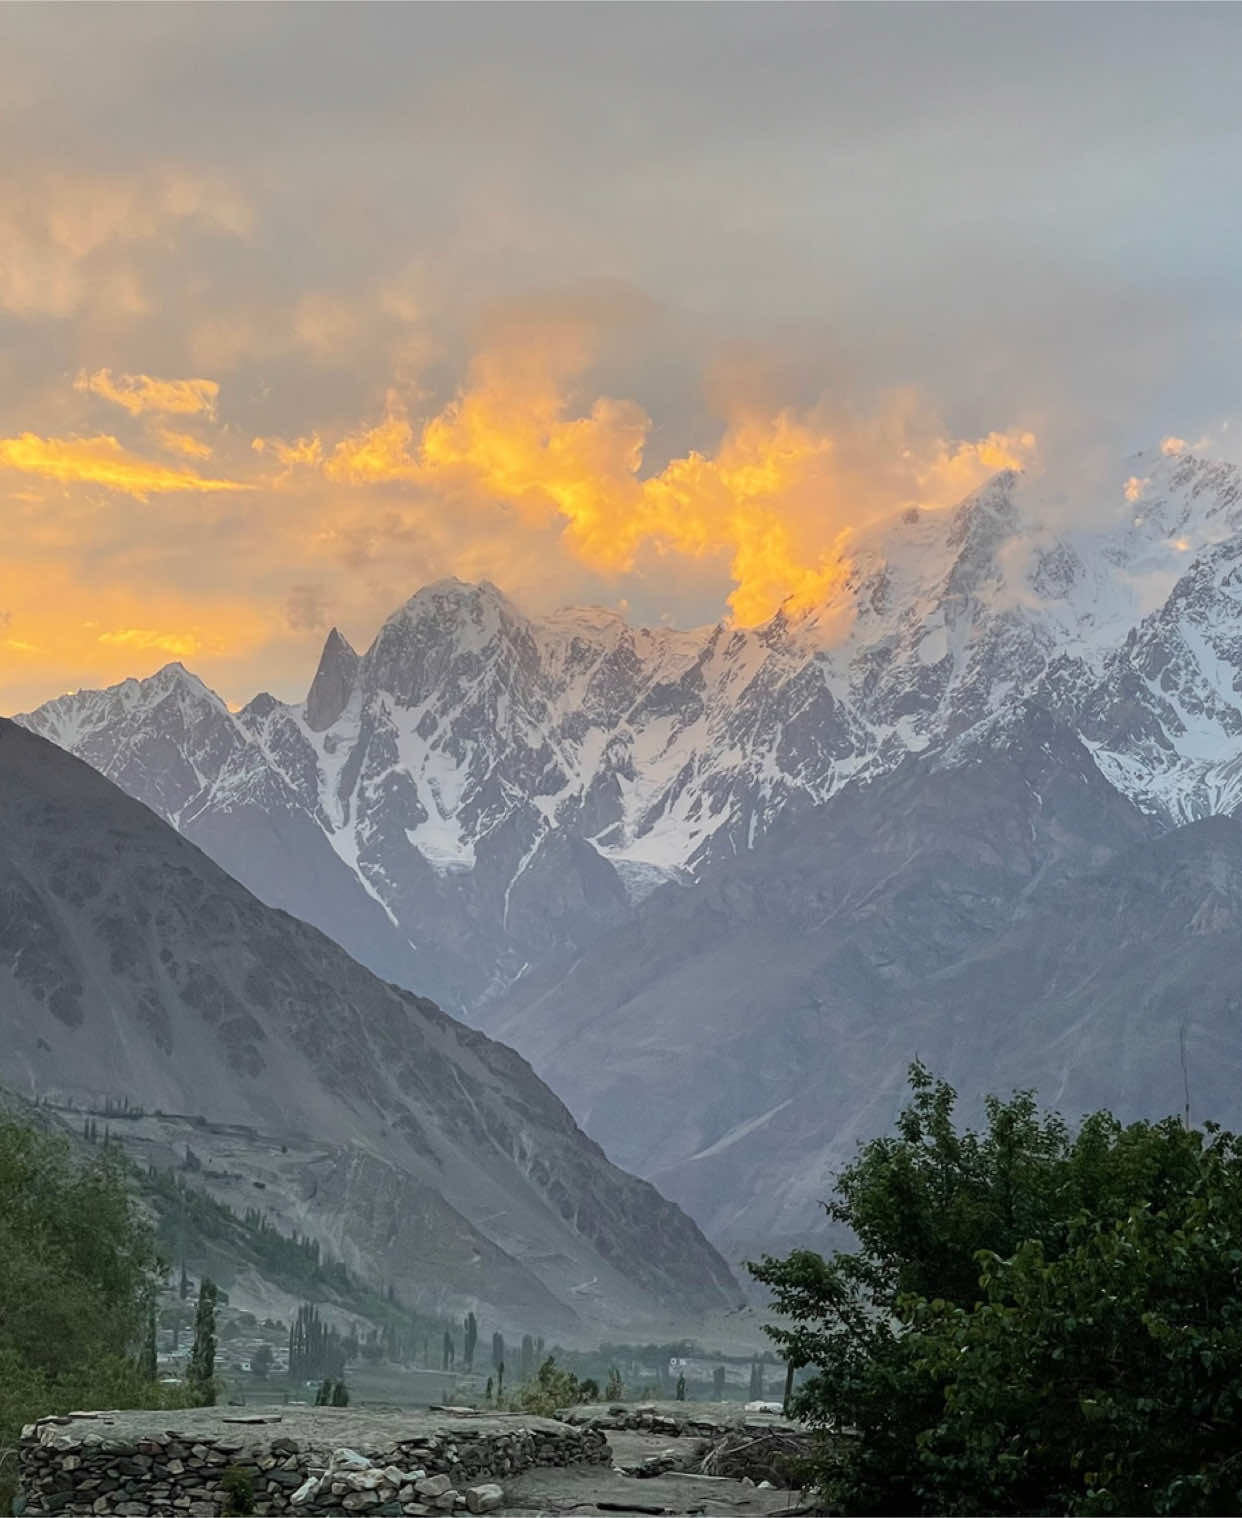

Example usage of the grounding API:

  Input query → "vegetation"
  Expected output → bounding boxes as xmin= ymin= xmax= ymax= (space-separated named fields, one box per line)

xmin=187 ymin=1278 xmax=218 ymax=1405
xmin=220 ymin=1463 xmax=256 ymax=1515
xmin=0 ymin=1112 xmax=188 ymax=1510
xmin=751 ymin=1062 xmax=1242 ymax=1516
xmin=509 ymin=1355 xmax=589 ymax=1416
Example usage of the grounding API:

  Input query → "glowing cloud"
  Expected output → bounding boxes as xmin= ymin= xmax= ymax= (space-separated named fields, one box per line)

xmin=1161 ymin=436 xmax=1187 ymax=456
xmin=155 ymin=428 xmax=213 ymax=460
xmin=314 ymin=336 xmax=1037 ymax=624
xmin=0 ymin=432 xmax=249 ymax=498
xmin=97 ymin=627 xmax=202 ymax=657
xmin=75 ymin=369 xmax=220 ymax=417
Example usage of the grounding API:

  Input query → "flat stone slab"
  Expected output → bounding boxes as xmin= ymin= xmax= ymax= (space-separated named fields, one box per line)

xmin=559 ymin=1402 xmax=804 ymax=1438
xmin=27 ymin=1404 xmax=584 ymax=1448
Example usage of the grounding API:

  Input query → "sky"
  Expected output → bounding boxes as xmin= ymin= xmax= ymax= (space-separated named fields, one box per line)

xmin=3 ymin=2 xmax=1242 ymax=711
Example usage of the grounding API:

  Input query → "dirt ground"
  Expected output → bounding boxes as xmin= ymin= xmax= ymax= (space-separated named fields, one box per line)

xmin=500 ymin=1428 xmax=813 ymax=1515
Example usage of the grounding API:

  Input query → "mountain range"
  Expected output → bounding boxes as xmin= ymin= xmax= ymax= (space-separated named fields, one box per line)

xmin=16 ymin=446 xmax=1242 ymax=1257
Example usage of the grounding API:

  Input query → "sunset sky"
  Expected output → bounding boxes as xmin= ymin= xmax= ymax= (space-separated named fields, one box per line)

xmin=3 ymin=3 xmax=1242 ymax=711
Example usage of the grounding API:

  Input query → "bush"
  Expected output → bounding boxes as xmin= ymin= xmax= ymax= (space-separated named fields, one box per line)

xmin=509 ymin=1356 xmax=584 ymax=1416
xmin=750 ymin=1062 xmax=1242 ymax=1516
xmin=220 ymin=1464 xmax=256 ymax=1515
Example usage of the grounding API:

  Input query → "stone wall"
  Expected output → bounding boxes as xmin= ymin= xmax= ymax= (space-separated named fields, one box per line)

xmin=560 ymin=1401 xmax=802 ymax=1439
xmin=18 ymin=1407 xmax=610 ymax=1516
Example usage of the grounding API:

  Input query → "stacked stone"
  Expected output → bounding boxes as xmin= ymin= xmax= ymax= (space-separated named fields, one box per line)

xmin=561 ymin=1404 xmax=803 ymax=1438
xmin=19 ymin=1413 xmax=610 ymax=1516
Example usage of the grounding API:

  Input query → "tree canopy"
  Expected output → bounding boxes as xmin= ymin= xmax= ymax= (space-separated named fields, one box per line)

xmin=750 ymin=1063 xmax=1242 ymax=1516
xmin=0 ymin=1112 xmax=172 ymax=1504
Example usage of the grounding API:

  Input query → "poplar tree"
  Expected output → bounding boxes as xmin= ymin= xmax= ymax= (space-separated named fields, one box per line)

xmin=187 ymin=1278 xmax=218 ymax=1405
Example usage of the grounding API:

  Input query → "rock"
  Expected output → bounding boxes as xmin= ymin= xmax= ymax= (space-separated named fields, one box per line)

xmin=333 ymin=1448 xmax=374 ymax=1472
xmin=432 ymin=1494 xmax=458 ymax=1513
xmin=289 ymin=1475 xmax=320 ymax=1506
xmin=415 ymin=1475 xmax=453 ymax=1499
xmin=464 ymin=1484 xmax=504 ymax=1514
xmin=342 ymin=1493 xmax=379 ymax=1512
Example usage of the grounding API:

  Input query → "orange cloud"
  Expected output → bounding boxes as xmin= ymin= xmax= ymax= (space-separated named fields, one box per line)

xmin=97 ymin=627 xmax=202 ymax=657
xmin=155 ymin=428 xmax=214 ymax=460
xmin=253 ymin=433 xmax=325 ymax=473
xmin=75 ymin=369 xmax=219 ymax=417
xmin=0 ymin=432 xmax=249 ymax=498
xmin=313 ymin=335 xmax=1037 ymax=624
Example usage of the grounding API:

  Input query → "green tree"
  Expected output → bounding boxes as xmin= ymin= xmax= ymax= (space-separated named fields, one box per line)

xmin=463 ymin=1311 xmax=478 ymax=1372
xmin=0 ymin=1112 xmax=175 ymax=1508
xmin=674 ymin=1372 xmax=686 ymax=1401
xmin=751 ymin=1062 xmax=1242 ymax=1516
xmin=330 ymin=1378 xmax=349 ymax=1406
xmin=187 ymin=1279 xmax=218 ymax=1406
xmin=605 ymin=1366 xmax=624 ymax=1402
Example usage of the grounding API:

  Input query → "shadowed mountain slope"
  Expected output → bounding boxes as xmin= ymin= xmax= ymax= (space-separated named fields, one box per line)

xmin=0 ymin=718 xmax=738 ymax=1335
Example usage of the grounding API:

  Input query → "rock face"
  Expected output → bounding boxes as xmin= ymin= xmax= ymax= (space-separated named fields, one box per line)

xmin=18 ymin=1407 xmax=610 ymax=1516
xmin=487 ymin=705 xmax=1242 ymax=1256
xmin=0 ymin=719 xmax=738 ymax=1331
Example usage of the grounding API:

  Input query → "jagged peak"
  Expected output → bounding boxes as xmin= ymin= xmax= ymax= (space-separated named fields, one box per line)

xmin=304 ymin=625 xmax=361 ymax=732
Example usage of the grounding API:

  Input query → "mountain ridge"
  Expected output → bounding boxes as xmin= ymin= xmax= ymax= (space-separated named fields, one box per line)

xmin=0 ymin=716 xmax=738 ymax=1332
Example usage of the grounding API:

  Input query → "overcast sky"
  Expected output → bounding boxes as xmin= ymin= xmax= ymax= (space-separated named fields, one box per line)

xmin=3 ymin=2 xmax=1242 ymax=710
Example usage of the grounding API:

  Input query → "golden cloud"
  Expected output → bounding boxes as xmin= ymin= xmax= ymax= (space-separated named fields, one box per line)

xmin=75 ymin=369 xmax=219 ymax=417
xmin=311 ymin=335 xmax=1037 ymax=624
xmin=0 ymin=432 xmax=249 ymax=499
xmin=155 ymin=428 xmax=214 ymax=460
xmin=97 ymin=627 xmax=202 ymax=657
xmin=253 ymin=433 xmax=324 ymax=472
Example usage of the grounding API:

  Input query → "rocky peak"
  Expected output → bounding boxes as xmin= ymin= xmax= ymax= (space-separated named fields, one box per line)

xmin=304 ymin=626 xmax=360 ymax=731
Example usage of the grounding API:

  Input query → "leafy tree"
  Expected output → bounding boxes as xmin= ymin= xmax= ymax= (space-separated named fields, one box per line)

xmin=187 ymin=1278 xmax=218 ymax=1405
xmin=674 ymin=1373 xmax=686 ymax=1402
xmin=0 ymin=1112 xmax=178 ymax=1508
xmin=251 ymin=1344 xmax=274 ymax=1379
xmin=751 ymin=1062 xmax=1242 ymax=1516
xmin=463 ymin=1311 xmax=478 ymax=1371
xmin=492 ymin=1330 xmax=505 ymax=1370
xmin=605 ymin=1366 xmax=625 ymax=1402
xmin=519 ymin=1334 xmax=536 ymax=1382
xmin=330 ymin=1378 xmax=349 ymax=1406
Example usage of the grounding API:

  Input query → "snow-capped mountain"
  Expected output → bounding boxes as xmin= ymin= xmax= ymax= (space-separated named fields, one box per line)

xmin=19 ymin=448 xmax=1242 ymax=1014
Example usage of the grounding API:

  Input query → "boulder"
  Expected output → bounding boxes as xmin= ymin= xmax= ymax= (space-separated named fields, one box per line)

xmin=465 ymin=1484 xmax=504 ymax=1514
